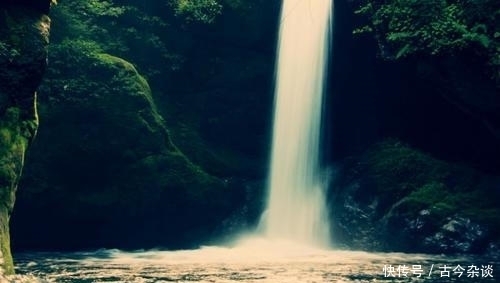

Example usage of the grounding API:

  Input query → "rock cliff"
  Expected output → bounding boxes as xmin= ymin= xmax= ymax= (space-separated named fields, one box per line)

xmin=0 ymin=0 xmax=51 ymax=275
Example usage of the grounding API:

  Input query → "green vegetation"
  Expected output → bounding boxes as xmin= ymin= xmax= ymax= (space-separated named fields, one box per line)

xmin=0 ymin=108 xmax=25 ymax=276
xmin=333 ymin=138 xmax=500 ymax=253
xmin=354 ymin=0 xmax=499 ymax=83
xmin=0 ymin=3 xmax=50 ymax=273
xmin=15 ymin=44 xmax=231 ymax=248
xmin=369 ymin=140 xmax=499 ymax=245
xmin=171 ymin=0 xmax=222 ymax=23
xmin=366 ymin=139 xmax=449 ymax=198
xmin=350 ymin=1 xmax=500 ymax=241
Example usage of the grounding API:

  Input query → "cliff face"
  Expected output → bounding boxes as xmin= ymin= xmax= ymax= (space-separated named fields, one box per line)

xmin=0 ymin=0 xmax=51 ymax=274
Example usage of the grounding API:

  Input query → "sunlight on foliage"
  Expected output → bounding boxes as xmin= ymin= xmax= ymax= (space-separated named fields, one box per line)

xmin=85 ymin=0 xmax=126 ymax=17
xmin=51 ymin=0 xmax=181 ymax=79
xmin=353 ymin=0 xmax=499 ymax=82
xmin=172 ymin=0 xmax=222 ymax=23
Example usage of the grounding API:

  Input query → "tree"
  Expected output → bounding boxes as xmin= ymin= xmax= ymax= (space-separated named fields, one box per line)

xmin=354 ymin=0 xmax=499 ymax=83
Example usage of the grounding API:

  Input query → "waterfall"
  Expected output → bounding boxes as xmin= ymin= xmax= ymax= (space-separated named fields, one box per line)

xmin=261 ymin=0 xmax=332 ymax=247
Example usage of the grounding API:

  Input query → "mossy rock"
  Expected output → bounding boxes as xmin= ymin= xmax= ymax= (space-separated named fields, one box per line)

xmin=0 ymin=3 xmax=50 ymax=274
xmin=331 ymin=139 xmax=500 ymax=254
xmin=365 ymin=139 xmax=450 ymax=198
xmin=11 ymin=46 xmax=241 ymax=251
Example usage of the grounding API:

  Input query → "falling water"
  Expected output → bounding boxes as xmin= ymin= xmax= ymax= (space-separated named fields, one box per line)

xmin=262 ymin=0 xmax=332 ymax=247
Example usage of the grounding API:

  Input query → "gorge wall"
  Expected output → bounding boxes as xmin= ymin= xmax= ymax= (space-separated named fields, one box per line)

xmin=0 ymin=0 xmax=52 ymax=274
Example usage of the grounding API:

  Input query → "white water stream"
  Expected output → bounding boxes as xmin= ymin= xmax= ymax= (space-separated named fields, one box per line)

xmin=261 ymin=0 xmax=332 ymax=247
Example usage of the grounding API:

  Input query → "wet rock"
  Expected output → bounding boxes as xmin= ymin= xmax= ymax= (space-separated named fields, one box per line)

xmin=331 ymin=140 xmax=500 ymax=255
xmin=423 ymin=216 xmax=488 ymax=253
xmin=330 ymin=180 xmax=383 ymax=250
xmin=0 ymin=0 xmax=51 ymax=274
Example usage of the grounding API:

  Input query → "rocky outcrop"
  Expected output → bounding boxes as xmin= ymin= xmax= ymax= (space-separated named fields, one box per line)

xmin=11 ymin=44 xmax=244 ymax=251
xmin=0 ymin=0 xmax=51 ymax=275
xmin=330 ymin=139 xmax=500 ymax=255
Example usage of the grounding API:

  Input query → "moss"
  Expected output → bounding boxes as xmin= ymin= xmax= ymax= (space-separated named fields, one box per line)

xmin=13 ymin=43 xmax=238 ymax=250
xmin=0 ymin=211 xmax=14 ymax=275
xmin=0 ymin=22 xmax=47 ymax=274
xmin=359 ymin=139 xmax=500 ymax=250
xmin=172 ymin=0 xmax=223 ymax=23
xmin=0 ymin=108 xmax=34 ymax=274
xmin=94 ymin=53 xmax=157 ymax=111
xmin=400 ymin=182 xmax=454 ymax=222
xmin=407 ymin=182 xmax=448 ymax=206
xmin=365 ymin=139 xmax=450 ymax=205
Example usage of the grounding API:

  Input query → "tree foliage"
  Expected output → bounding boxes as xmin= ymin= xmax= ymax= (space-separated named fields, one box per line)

xmin=171 ymin=0 xmax=222 ymax=23
xmin=354 ymin=0 xmax=499 ymax=82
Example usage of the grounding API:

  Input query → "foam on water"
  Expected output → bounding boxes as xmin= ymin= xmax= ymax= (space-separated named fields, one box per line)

xmin=96 ymin=237 xmax=355 ymax=265
xmin=16 ymin=245 xmax=493 ymax=283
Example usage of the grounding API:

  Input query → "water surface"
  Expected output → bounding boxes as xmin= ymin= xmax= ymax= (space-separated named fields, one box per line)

xmin=13 ymin=238 xmax=498 ymax=282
